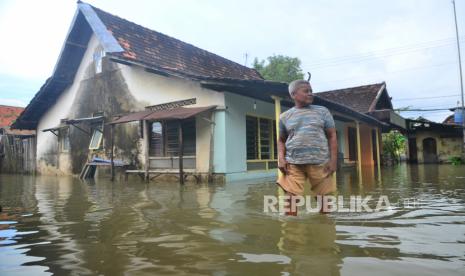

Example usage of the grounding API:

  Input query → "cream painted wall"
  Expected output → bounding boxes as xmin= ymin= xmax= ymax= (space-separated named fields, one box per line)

xmin=195 ymin=112 xmax=214 ymax=172
xmin=414 ymin=131 xmax=462 ymax=163
xmin=119 ymin=63 xmax=226 ymax=173
xmin=36 ymin=35 xmax=102 ymax=174
xmin=119 ymin=66 xmax=225 ymax=109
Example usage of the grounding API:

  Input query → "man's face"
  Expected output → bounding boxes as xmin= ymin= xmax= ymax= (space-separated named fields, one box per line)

xmin=292 ymin=83 xmax=313 ymax=105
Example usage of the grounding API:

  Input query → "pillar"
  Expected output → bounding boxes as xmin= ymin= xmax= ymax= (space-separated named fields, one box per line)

xmin=356 ymin=121 xmax=362 ymax=183
xmin=375 ymin=127 xmax=381 ymax=182
xmin=271 ymin=96 xmax=284 ymax=197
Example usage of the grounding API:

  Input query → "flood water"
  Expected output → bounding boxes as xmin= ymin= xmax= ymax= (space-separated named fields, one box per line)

xmin=1 ymin=164 xmax=464 ymax=275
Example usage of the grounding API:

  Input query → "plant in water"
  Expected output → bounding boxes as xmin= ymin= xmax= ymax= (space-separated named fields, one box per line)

xmin=449 ymin=156 xmax=463 ymax=165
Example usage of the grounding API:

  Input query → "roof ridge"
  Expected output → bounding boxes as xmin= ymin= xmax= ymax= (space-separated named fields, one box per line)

xmin=316 ymin=82 xmax=385 ymax=94
xmin=89 ymin=4 xmax=262 ymax=79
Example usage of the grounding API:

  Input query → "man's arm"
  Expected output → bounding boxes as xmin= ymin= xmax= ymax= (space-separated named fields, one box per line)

xmin=278 ymin=119 xmax=289 ymax=174
xmin=325 ymin=127 xmax=337 ymax=174
xmin=278 ymin=134 xmax=289 ymax=174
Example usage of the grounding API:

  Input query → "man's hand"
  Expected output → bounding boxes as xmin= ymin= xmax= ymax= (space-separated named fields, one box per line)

xmin=324 ymin=127 xmax=337 ymax=176
xmin=324 ymin=159 xmax=337 ymax=175
xmin=278 ymin=158 xmax=289 ymax=175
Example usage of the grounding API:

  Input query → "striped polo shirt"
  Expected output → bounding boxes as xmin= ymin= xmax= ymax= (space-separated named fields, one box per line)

xmin=279 ymin=105 xmax=335 ymax=165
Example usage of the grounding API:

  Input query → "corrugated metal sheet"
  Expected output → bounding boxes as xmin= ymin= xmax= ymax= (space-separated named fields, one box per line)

xmin=110 ymin=106 xmax=217 ymax=124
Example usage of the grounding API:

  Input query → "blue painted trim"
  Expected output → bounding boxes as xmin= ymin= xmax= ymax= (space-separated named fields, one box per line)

xmin=225 ymin=170 xmax=278 ymax=183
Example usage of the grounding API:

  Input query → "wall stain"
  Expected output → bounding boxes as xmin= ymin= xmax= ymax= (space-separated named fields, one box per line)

xmin=43 ymin=58 xmax=145 ymax=174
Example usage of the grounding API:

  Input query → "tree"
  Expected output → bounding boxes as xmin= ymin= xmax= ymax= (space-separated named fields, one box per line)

xmin=253 ymin=55 xmax=304 ymax=83
xmin=382 ymin=130 xmax=406 ymax=164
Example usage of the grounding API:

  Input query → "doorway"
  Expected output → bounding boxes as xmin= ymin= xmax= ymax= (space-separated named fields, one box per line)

xmin=422 ymin=137 xmax=437 ymax=163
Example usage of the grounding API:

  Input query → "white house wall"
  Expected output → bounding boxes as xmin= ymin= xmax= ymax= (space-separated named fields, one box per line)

xmin=34 ymin=26 xmax=231 ymax=176
xmin=119 ymin=63 xmax=226 ymax=173
xmin=36 ymin=35 xmax=102 ymax=174
xmin=119 ymin=66 xmax=225 ymax=108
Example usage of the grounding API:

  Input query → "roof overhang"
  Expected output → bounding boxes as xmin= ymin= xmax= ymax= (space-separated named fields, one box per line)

xmin=110 ymin=105 xmax=217 ymax=124
xmin=406 ymin=118 xmax=463 ymax=137
xmin=199 ymin=78 xmax=388 ymax=127
xmin=368 ymin=109 xmax=406 ymax=130
xmin=65 ymin=116 xmax=104 ymax=125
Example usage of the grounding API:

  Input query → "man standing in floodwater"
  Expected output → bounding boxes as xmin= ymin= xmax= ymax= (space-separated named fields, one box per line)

xmin=277 ymin=79 xmax=338 ymax=215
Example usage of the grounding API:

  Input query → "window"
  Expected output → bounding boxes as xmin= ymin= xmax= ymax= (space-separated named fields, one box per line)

xmin=246 ymin=116 xmax=258 ymax=159
xmin=60 ymin=128 xmax=70 ymax=152
xmin=259 ymin=119 xmax=271 ymax=159
xmin=89 ymin=125 xmax=103 ymax=150
xmin=149 ymin=118 xmax=196 ymax=157
xmin=246 ymin=115 xmax=277 ymax=170
xmin=93 ymin=48 xmax=105 ymax=74
xmin=150 ymin=122 xmax=163 ymax=156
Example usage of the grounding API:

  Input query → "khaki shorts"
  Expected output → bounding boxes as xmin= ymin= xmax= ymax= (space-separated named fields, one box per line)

xmin=277 ymin=163 xmax=336 ymax=196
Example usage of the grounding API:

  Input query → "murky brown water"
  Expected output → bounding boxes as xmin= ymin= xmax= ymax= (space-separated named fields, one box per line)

xmin=1 ymin=164 xmax=464 ymax=275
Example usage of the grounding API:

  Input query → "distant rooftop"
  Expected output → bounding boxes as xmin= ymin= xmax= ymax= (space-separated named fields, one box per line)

xmin=0 ymin=105 xmax=24 ymax=127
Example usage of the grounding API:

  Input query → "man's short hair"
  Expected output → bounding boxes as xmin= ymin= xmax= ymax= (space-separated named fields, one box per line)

xmin=288 ymin=80 xmax=310 ymax=97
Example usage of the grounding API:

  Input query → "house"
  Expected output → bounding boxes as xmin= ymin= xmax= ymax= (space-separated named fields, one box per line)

xmin=315 ymin=83 xmax=405 ymax=167
xmin=406 ymin=116 xmax=463 ymax=163
xmin=12 ymin=2 xmax=387 ymax=182
xmin=0 ymin=105 xmax=35 ymax=173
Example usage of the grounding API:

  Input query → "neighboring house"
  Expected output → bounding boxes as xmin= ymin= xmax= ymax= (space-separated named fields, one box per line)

xmin=12 ymin=2 xmax=387 ymax=182
xmin=0 ymin=105 xmax=24 ymax=127
xmin=0 ymin=105 xmax=35 ymax=173
xmin=315 ymin=83 xmax=404 ymax=167
xmin=446 ymin=107 xmax=465 ymax=125
xmin=406 ymin=117 xmax=463 ymax=163
xmin=443 ymin=114 xmax=456 ymax=125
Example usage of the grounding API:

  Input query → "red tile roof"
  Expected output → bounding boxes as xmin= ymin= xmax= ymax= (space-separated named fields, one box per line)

xmin=0 ymin=105 xmax=24 ymax=127
xmin=93 ymin=6 xmax=263 ymax=80
xmin=316 ymin=83 xmax=387 ymax=113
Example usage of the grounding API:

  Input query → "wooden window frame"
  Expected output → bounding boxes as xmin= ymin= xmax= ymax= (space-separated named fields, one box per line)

xmin=245 ymin=114 xmax=277 ymax=171
xmin=60 ymin=127 xmax=70 ymax=152
xmin=149 ymin=118 xmax=196 ymax=158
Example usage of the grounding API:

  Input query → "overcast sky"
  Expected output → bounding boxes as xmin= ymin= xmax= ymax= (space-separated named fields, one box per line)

xmin=0 ymin=0 xmax=464 ymax=122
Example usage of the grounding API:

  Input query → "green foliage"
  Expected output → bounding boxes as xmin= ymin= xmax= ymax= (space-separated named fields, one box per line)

xmin=253 ymin=55 xmax=304 ymax=83
xmin=382 ymin=131 xmax=406 ymax=161
xmin=449 ymin=156 xmax=463 ymax=165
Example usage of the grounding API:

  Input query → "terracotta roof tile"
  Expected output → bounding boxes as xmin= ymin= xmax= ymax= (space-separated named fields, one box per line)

xmin=316 ymin=83 xmax=385 ymax=113
xmin=0 ymin=105 xmax=24 ymax=127
xmin=93 ymin=6 xmax=262 ymax=80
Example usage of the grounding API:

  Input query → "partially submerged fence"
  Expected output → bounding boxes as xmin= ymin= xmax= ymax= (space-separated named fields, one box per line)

xmin=0 ymin=134 xmax=36 ymax=174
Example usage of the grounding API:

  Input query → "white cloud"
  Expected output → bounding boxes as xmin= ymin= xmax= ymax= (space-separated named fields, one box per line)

xmin=0 ymin=0 xmax=75 ymax=79
xmin=0 ymin=98 xmax=26 ymax=107
xmin=0 ymin=0 xmax=463 ymax=122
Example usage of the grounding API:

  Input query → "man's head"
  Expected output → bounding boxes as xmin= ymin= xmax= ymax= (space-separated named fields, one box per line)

xmin=288 ymin=79 xmax=313 ymax=106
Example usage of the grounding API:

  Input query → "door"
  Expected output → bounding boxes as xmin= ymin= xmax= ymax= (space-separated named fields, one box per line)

xmin=348 ymin=127 xmax=357 ymax=161
xmin=422 ymin=137 xmax=437 ymax=163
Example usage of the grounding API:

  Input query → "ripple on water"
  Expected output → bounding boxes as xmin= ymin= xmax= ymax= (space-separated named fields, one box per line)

xmin=0 ymin=165 xmax=465 ymax=275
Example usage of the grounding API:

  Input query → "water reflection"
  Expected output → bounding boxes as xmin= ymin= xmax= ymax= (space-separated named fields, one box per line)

xmin=0 ymin=163 xmax=464 ymax=275
xmin=277 ymin=216 xmax=340 ymax=275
